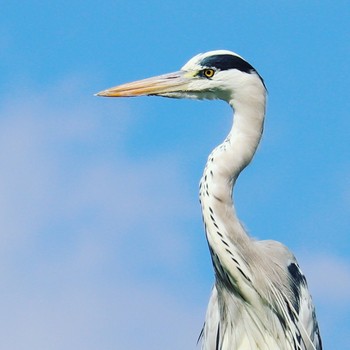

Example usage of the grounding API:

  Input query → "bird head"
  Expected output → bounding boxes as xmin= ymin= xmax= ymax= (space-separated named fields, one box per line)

xmin=96 ymin=50 xmax=266 ymax=104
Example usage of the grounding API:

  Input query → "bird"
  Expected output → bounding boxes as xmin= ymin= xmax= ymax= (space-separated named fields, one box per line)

xmin=96 ymin=50 xmax=322 ymax=350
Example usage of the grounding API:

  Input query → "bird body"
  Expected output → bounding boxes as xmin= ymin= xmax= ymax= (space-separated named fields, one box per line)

xmin=97 ymin=50 xmax=322 ymax=350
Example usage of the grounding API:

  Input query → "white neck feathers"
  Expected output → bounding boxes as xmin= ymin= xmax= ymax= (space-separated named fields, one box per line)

xmin=199 ymin=82 xmax=266 ymax=270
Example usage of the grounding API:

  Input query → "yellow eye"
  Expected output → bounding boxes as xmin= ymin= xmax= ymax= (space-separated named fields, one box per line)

xmin=203 ymin=69 xmax=215 ymax=78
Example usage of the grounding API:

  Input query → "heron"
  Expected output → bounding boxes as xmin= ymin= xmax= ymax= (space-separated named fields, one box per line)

xmin=96 ymin=50 xmax=322 ymax=350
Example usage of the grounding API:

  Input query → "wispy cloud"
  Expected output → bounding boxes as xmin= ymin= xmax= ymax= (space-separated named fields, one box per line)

xmin=299 ymin=253 xmax=350 ymax=304
xmin=0 ymin=79 xmax=204 ymax=349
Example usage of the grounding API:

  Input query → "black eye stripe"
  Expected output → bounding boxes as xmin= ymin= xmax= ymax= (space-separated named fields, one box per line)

xmin=200 ymin=54 xmax=255 ymax=73
xmin=200 ymin=54 xmax=266 ymax=88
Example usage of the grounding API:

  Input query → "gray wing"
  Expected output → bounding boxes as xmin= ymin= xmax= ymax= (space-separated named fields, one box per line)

xmin=254 ymin=240 xmax=322 ymax=350
xmin=287 ymin=260 xmax=322 ymax=350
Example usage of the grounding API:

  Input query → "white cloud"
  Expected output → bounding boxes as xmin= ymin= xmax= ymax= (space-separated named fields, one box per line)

xmin=299 ymin=253 xmax=350 ymax=304
xmin=0 ymin=261 xmax=203 ymax=350
xmin=0 ymin=80 xmax=206 ymax=350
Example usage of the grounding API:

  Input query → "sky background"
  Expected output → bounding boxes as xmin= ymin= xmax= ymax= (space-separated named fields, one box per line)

xmin=1 ymin=1 xmax=349 ymax=349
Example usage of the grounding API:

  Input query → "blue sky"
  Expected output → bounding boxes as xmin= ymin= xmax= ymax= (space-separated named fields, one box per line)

xmin=1 ymin=1 xmax=349 ymax=349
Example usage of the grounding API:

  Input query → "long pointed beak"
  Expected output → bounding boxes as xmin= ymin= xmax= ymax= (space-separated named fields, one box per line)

xmin=95 ymin=71 xmax=191 ymax=97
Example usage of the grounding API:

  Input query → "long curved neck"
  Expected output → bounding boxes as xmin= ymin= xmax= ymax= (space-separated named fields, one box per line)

xmin=200 ymin=89 xmax=266 ymax=280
